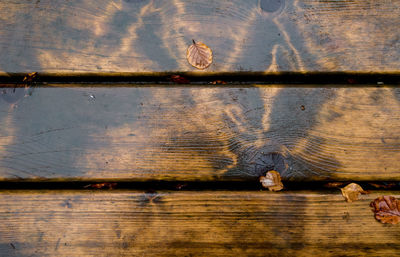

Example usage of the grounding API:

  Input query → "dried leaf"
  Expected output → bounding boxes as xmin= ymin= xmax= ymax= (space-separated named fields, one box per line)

xmin=324 ymin=182 xmax=345 ymax=188
xmin=340 ymin=183 xmax=368 ymax=202
xmin=259 ymin=170 xmax=283 ymax=191
xmin=169 ymin=75 xmax=190 ymax=84
xmin=370 ymin=196 xmax=400 ymax=224
xmin=1 ymin=72 xmax=37 ymax=104
xmin=23 ymin=72 xmax=38 ymax=83
xmin=84 ymin=183 xmax=117 ymax=189
xmin=210 ymin=80 xmax=227 ymax=85
xmin=175 ymin=183 xmax=188 ymax=190
xmin=369 ymin=182 xmax=398 ymax=189
xmin=186 ymin=40 xmax=213 ymax=70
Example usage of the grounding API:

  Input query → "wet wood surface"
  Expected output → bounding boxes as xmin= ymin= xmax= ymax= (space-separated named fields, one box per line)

xmin=0 ymin=190 xmax=399 ymax=256
xmin=0 ymin=85 xmax=399 ymax=181
xmin=1 ymin=0 xmax=399 ymax=73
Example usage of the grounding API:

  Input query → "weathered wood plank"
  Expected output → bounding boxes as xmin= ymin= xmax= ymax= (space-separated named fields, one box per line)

xmin=0 ymin=86 xmax=399 ymax=181
xmin=0 ymin=0 xmax=399 ymax=73
xmin=0 ymin=190 xmax=399 ymax=256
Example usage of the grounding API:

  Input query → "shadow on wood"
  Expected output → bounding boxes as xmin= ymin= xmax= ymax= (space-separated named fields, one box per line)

xmin=0 ymin=86 xmax=399 ymax=181
xmin=0 ymin=0 xmax=399 ymax=73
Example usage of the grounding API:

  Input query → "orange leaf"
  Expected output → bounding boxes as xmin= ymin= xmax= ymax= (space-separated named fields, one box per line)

xmin=370 ymin=196 xmax=400 ymax=224
xmin=259 ymin=170 xmax=283 ymax=192
xmin=340 ymin=183 xmax=368 ymax=202
xmin=186 ymin=40 xmax=213 ymax=70
xmin=23 ymin=72 xmax=38 ymax=83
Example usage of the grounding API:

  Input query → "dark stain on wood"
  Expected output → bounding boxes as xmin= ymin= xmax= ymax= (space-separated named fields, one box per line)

xmin=1 ymin=87 xmax=27 ymax=104
xmin=61 ymin=199 xmax=72 ymax=209
xmin=260 ymin=0 xmax=285 ymax=13
xmin=55 ymin=238 xmax=61 ymax=251
xmin=138 ymin=192 xmax=163 ymax=206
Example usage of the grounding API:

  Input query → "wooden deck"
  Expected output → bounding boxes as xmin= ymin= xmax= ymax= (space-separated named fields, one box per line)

xmin=0 ymin=86 xmax=399 ymax=182
xmin=1 ymin=0 xmax=400 ymax=256
xmin=1 ymin=0 xmax=399 ymax=73
xmin=1 ymin=190 xmax=400 ymax=256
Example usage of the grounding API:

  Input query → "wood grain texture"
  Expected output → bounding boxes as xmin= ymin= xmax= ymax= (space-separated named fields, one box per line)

xmin=0 ymin=86 xmax=399 ymax=181
xmin=0 ymin=0 xmax=399 ymax=73
xmin=0 ymin=190 xmax=400 ymax=256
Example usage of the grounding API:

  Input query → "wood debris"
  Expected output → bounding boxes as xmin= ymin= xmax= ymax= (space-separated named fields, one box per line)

xmin=84 ymin=183 xmax=117 ymax=189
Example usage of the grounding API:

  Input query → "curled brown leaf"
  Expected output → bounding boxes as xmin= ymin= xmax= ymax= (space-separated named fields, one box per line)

xmin=186 ymin=40 xmax=213 ymax=70
xmin=370 ymin=196 xmax=400 ymax=224
xmin=259 ymin=170 xmax=283 ymax=192
xmin=340 ymin=183 xmax=368 ymax=202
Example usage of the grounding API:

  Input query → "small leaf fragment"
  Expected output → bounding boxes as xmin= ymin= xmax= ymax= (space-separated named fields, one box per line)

xmin=369 ymin=182 xmax=398 ymax=189
xmin=23 ymin=72 xmax=38 ymax=83
xmin=186 ymin=40 xmax=213 ymax=70
xmin=259 ymin=170 xmax=283 ymax=191
xmin=370 ymin=196 xmax=400 ymax=224
xmin=340 ymin=183 xmax=368 ymax=202
xmin=175 ymin=183 xmax=188 ymax=190
xmin=84 ymin=183 xmax=117 ymax=189
xmin=324 ymin=182 xmax=345 ymax=188
xmin=210 ymin=80 xmax=227 ymax=85
xmin=169 ymin=75 xmax=190 ymax=84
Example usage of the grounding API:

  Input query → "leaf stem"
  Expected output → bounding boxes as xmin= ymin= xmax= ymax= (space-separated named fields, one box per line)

xmin=192 ymin=39 xmax=196 ymax=44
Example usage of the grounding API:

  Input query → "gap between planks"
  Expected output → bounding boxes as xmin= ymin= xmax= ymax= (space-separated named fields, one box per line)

xmin=0 ymin=72 xmax=400 ymax=85
xmin=0 ymin=180 xmax=398 ymax=192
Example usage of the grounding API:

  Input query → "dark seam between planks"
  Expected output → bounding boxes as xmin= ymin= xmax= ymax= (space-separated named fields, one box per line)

xmin=0 ymin=72 xmax=400 ymax=85
xmin=0 ymin=180 xmax=398 ymax=191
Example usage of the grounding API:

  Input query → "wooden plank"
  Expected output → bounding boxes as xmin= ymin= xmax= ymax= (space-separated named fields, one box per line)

xmin=0 ymin=0 xmax=399 ymax=73
xmin=0 ymin=190 xmax=399 ymax=256
xmin=0 ymin=86 xmax=399 ymax=181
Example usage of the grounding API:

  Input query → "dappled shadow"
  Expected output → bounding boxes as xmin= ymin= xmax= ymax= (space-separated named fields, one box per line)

xmin=1 ymin=0 xmax=400 ymax=181
xmin=1 ymin=0 xmax=399 ymax=72
xmin=0 ymin=0 xmax=309 ymax=72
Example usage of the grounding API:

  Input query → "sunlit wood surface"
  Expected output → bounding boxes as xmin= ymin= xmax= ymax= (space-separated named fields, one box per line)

xmin=0 ymin=86 xmax=399 ymax=181
xmin=0 ymin=0 xmax=399 ymax=73
xmin=1 ymin=1 xmax=400 ymax=255
xmin=0 ymin=190 xmax=399 ymax=256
